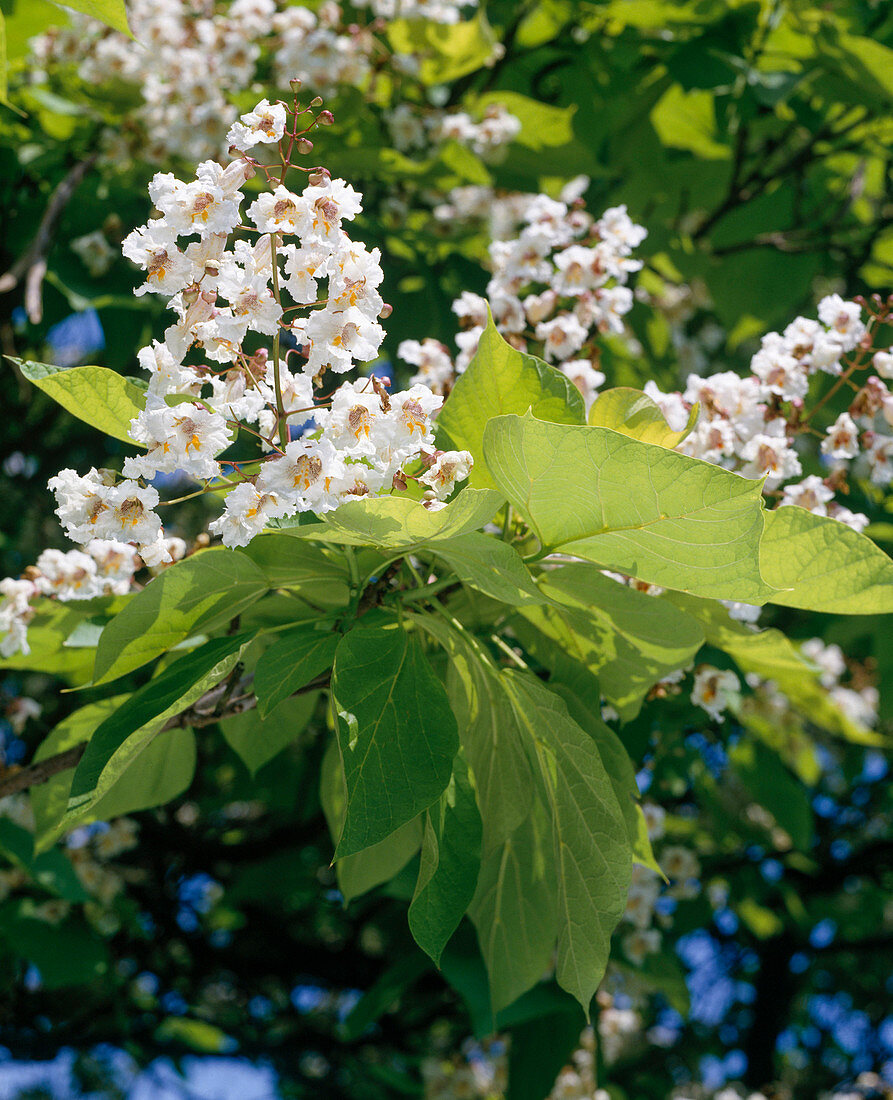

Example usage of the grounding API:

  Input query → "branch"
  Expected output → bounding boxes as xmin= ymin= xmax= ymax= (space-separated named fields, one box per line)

xmin=0 ymin=154 xmax=98 ymax=323
xmin=0 ymin=670 xmax=331 ymax=801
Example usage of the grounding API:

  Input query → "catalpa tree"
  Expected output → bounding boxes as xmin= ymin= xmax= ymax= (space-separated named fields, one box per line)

xmin=0 ymin=80 xmax=891 ymax=1099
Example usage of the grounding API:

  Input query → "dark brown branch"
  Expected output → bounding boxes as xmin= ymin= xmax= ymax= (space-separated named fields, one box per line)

xmin=0 ymin=670 xmax=331 ymax=800
xmin=0 ymin=744 xmax=87 ymax=799
xmin=0 ymin=154 xmax=98 ymax=323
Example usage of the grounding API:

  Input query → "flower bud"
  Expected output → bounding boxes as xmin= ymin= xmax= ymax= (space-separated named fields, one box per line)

xmin=379 ymin=302 xmax=393 ymax=319
xmin=318 ymin=110 xmax=335 ymax=126
xmin=310 ymin=96 xmax=323 ymax=108
xmin=297 ymin=138 xmax=314 ymax=155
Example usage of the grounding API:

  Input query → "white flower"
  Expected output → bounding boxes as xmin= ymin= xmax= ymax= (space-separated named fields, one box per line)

xmin=298 ymin=177 xmax=363 ymax=242
xmin=419 ymin=450 xmax=473 ymax=499
xmin=122 ymin=221 xmax=192 ymax=297
xmin=256 ymin=437 xmax=346 ymax=514
xmin=827 ymin=503 xmax=869 ymax=532
xmin=151 ymin=176 xmax=242 ymax=239
xmin=0 ymin=578 xmax=37 ymax=658
xmin=71 ymin=230 xmax=116 ymax=277
xmin=222 ymin=271 xmax=282 ymax=336
xmin=535 ymin=314 xmax=587 ymax=362
xmin=872 ymin=350 xmax=893 ymax=379
xmin=48 ymin=467 xmax=114 ymax=543
xmin=209 ymin=482 xmax=282 ymax=548
xmin=304 ymin=305 xmax=385 ymax=375
xmin=399 ymin=339 xmax=454 ymax=393
xmin=831 ymin=685 xmax=878 ymax=728
xmin=124 ymin=401 xmax=232 ymax=480
xmin=562 ymin=359 xmax=605 ymax=411
xmin=780 ymin=475 xmax=834 ymax=515
xmin=739 ymin=419 xmax=802 ymax=488
xmin=192 ymin=312 xmax=249 ymax=364
xmin=247 ymin=185 xmax=307 ymax=235
xmin=865 ymin=431 xmax=893 ymax=485
xmin=751 ymin=334 xmax=809 ymax=401
xmin=691 ymin=666 xmax=740 ymax=721
xmin=641 ymin=802 xmax=665 ymax=840
xmin=661 ymin=845 xmax=701 ymax=881
xmin=34 ymin=548 xmax=100 ymax=601
xmin=596 ymin=204 xmax=647 ymax=254
xmin=86 ymin=540 xmax=141 ymax=593
xmin=622 ymin=927 xmax=661 ymax=965
xmin=722 ymin=600 xmax=762 ymax=624
xmin=281 ymin=242 xmax=329 ymax=305
xmin=643 ymin=381 xmax=691 ymax=434
xmin=817 ymin=294 xmax=866 ymax=351
xmin=801 ymin=638 xmax=846 ymax=688
xmin=680 ymin=417 xmax=735 ymax=464
xmin=226 ymin=98 xmax=287 ymax=150
xmin=138 ymin=340 xmax=204 ymax=399
xmin=820 ymin=411 xmax=860 ymax=460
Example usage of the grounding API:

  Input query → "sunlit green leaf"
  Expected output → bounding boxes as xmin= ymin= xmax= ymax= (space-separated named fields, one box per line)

xmin=13 ymin=359 xmax=146 ymax=443
xmin=484 ymin=411 xmax=774 ymax=602
xmin=437 ymin=317 xmax=585 ymax=489
xmin=332 ymin=624 xmax=458 ymax=858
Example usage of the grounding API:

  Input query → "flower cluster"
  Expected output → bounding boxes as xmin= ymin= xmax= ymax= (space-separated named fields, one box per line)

xmin=55 ymin=93 xmax=464 ymax=557
xmin=387 ymin=102 xmax=521 ymax=159
xmin=402 ymin=180 xmax=645 ymax=408
xmin=0 ymin=795 xmax=139 ymax=937
xmin=30 ymin=0 xmax=482 ymax=164
xmin=0 ymin=93 xmax=469 ymax=659
xmin=645 ymin=294 xmax=893 ymax=530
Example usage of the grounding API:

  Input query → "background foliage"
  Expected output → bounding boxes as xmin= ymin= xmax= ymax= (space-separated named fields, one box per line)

xmin=0 ymin=1 xmax=891 ymax=1098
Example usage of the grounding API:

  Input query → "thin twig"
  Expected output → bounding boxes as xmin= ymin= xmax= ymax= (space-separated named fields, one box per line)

xmin=0 ymin=669 xmax=331 ymax=800
xmin=0 ymin=155 xmax=99 ymax=323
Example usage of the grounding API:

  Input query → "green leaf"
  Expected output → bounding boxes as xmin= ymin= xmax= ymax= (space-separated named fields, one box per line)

xmin=664 ymin=591 xmax=880 ymax=744
xmin=253 ymin=629 xmax=338 ymax=718
xmin=432 ymin=532 xmax=545 ymax=607
xmin=506 ymin=1008 xmax=585 ymax=1100
xmin=515 ymin=563 xmax=704 ymax=719
xmin=588 ymin=386 xmax=699 ymax=447
xmin=729 ymin=739 xmax=813 ymax=851
xmin=468 ymin=803 xmax=559 ymax=1013
xmin=13 ymin=359 xmax=146 ymax=443
xmin=650 ymin=85 xmax=730 ymax=159
xmin=319 ymin=739 xmax=423 ymax=903
xmin=292 ymin=488 xmax=503 ymax=550
xmin=0 ymin=911 xmax=108 ymax=988
xmin=50 ymin=0 xmax=132 ymax=36
xmin=241 ymin=535 xmax=350 ymax=605
xmin=331 ymin=624 xmax=458 ymax=858
xmin=501 ymin=673 xmax=632 ymax=1013
xmin=221 ymin=693 xmax=319 ymax=776
xmin=32 ymin=695 xmax=196 ymax=851
xmin=340 ymin=953 xmax=431 ymax=1042
xmin=60 ymin=635 xmax=247 ymax=835
xmin=551 ymin=684 xmax=664 ymax=878
xmin=437 ymin=317 xmax=585 ymax=490
xmin=155 ymin=1017 xmax=237 ymax=1054
xmin=474 ymin=91 xmax=576 ymax=151
xmin=92 ymin=548 xmax=268 ymax=684
xmin=0 ymin=600 xmax=100 ymax=681
xmin=0 ymin=820 xmax=88 ymax=902
xmin=0 ymin=10 xmax=8 ymax=107
xmin=409 ymin=752 xmax=482 ymax=965
xmin=484 ymin=411 xmax=774 ymax=602
xmin=386 ymin=9 xmax=496 ymax=85
xmin=31 ymin=696 xmax=126 ymax=843
xmin=761 ymin=506 xmax=893 ymax=613
xmin=411 ymin=614 xmax=534 ymax=850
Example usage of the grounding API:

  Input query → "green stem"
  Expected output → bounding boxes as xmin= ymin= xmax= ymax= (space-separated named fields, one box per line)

xmin=269 ymin=233 xmax=288 ymax=451
xmin=399 ymin=574 xmax=460 ymax=605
